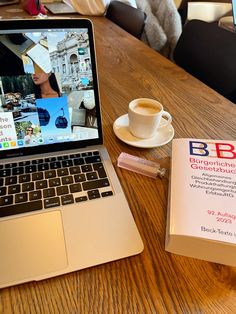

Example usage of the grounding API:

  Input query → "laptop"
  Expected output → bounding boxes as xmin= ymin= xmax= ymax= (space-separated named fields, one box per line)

xmin=45 ymin=0 xmax=77 ymax=14
xmin=0 ymin=18 xmax=143 ymax=289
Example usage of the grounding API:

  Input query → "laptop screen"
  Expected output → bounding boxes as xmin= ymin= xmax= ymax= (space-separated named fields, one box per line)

xmin=0 ymin=19 xmax=103 ymax=159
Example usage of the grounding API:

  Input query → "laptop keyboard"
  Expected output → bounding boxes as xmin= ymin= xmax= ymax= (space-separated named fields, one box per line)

xmin=0 ymin=150 xmax=113 ymax=218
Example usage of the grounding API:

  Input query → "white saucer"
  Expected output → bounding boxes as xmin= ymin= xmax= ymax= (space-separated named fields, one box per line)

xmin=113 ymin=114 xmax=174 ymax=148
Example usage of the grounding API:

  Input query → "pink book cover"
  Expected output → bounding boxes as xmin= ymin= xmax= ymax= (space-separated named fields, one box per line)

xmin=165 ymin=138 xmax=236 ymax=266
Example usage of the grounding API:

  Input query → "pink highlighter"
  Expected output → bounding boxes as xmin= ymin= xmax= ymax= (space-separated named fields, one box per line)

xmin=117 ymin=152 xmax=166 ymax=178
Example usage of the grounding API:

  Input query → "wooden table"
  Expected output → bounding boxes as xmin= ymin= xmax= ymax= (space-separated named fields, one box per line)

xmin=1 ymin=6 xmax=236 ymax=313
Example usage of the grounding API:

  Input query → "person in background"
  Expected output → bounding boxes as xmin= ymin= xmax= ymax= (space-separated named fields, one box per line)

xmin=32 ymin=72 xmax=61 ymax=99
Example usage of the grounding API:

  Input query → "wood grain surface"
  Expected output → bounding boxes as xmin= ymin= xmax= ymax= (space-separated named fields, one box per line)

xmin=0 ymin=8 xmax=236 ymax=314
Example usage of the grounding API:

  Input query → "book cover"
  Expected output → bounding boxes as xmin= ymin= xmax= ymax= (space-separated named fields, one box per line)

xmin=165 ymin=138 xmax=236 ymax=266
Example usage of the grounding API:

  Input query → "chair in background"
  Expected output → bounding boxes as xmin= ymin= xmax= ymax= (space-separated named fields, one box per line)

xmin=173 ymin=19 xmax=236 ymax=103
xmin=105 ymin=1 xmax=146 ymax=39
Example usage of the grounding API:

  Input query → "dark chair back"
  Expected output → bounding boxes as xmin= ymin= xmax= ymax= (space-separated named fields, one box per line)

xmin=174 ymin=19 xmax=236 ymax=103
xmin=106 ymin=1 xmax=146 ymax=39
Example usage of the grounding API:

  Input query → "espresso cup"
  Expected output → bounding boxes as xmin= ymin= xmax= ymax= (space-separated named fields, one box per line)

xmin=128 ymin=98 xmax=172 ymax=139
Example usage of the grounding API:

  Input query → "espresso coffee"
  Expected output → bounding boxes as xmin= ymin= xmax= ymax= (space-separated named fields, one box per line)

xmin=134 ymin=103 xmax=160 ymax=115
xmin=128 ymin=98 xmax=172 ymax=139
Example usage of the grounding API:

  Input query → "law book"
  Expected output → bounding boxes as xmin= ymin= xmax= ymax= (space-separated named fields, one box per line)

xmin=165 ymin=138 xmax=236 ymax=266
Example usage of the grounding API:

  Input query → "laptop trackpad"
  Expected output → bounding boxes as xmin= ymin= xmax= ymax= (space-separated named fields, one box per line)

xmin=0 ymin=211 xmax=68 ymax=286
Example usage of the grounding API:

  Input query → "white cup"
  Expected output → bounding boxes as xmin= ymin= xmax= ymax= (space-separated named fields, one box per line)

xmin=128 ymin=98 xmax=172 ymax=139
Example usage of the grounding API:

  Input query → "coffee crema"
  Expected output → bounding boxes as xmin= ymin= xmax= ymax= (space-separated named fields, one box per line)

xmin=133 ymin=103 xmax=161 ymax=115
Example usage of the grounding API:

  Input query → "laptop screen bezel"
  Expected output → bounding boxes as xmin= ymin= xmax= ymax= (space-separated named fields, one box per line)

xmin=0 ymin=18 xmax=103 ymax=160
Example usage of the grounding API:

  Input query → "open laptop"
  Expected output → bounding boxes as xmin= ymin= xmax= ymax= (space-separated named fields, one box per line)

xmin=45 ymin=0 xmax=77 ymax=14
xmin=0 ymin=18 xmax=143 ymax=289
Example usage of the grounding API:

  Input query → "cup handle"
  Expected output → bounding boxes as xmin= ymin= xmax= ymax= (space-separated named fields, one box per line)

xmin=158 ymin=111 xmax=172 ymax=129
